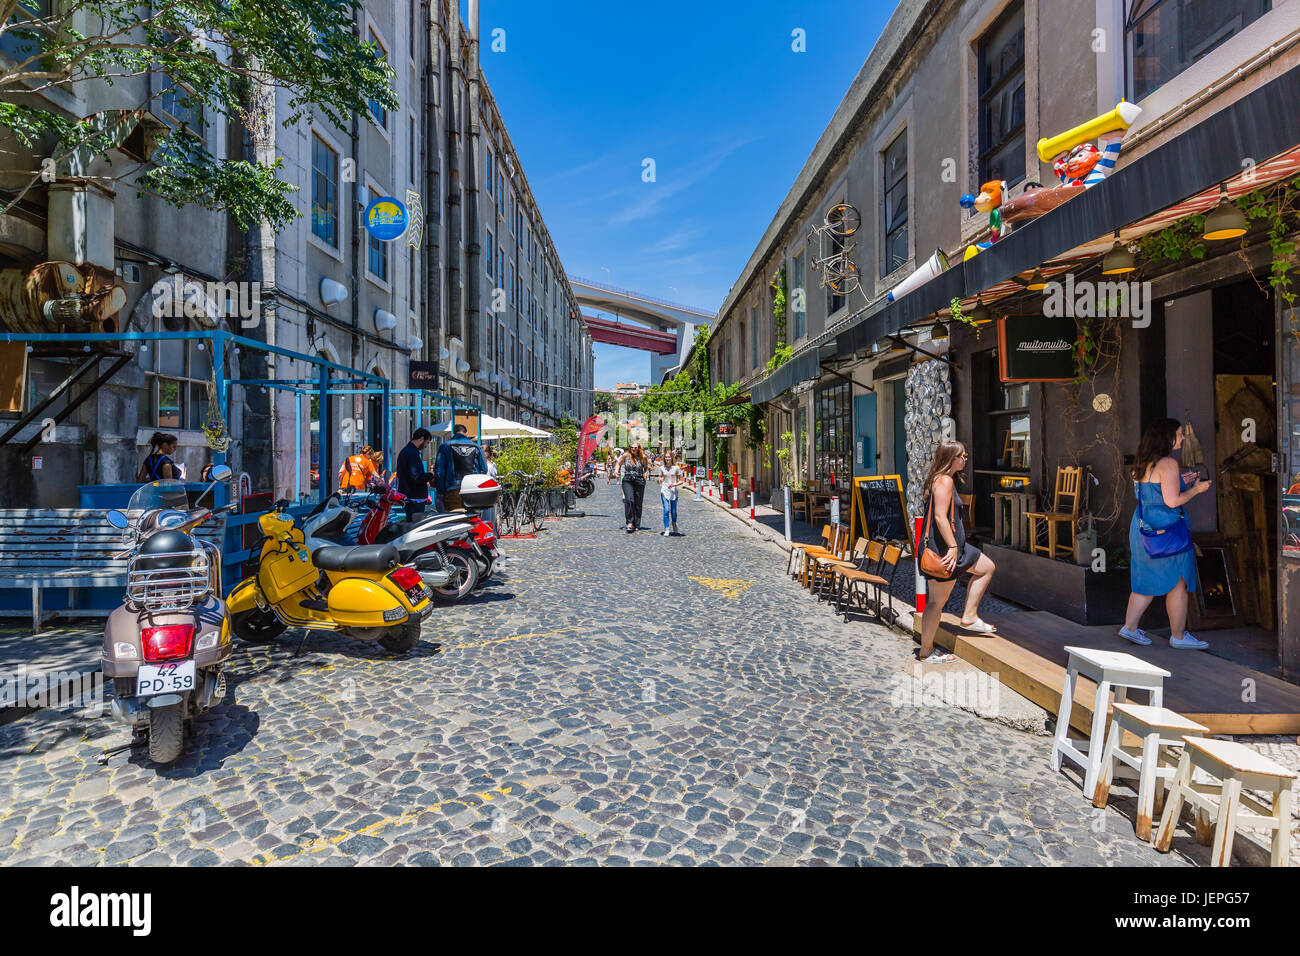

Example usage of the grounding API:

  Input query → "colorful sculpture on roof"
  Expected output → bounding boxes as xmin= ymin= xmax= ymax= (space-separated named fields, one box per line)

xmin=959 ymin=101 xmax=1143 ymax=260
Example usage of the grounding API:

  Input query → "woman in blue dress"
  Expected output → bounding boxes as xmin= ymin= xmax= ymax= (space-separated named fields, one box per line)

xmin=1120 ymin=418 xmax=1213 ymax=649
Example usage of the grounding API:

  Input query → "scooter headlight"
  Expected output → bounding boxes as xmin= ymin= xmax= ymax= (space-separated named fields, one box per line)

xmin=113 ymin=642 xmax=138 ymax=659
xmin=195 ymin=630 xmax=221 ymax=651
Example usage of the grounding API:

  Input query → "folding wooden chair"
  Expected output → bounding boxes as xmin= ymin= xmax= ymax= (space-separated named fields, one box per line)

xmin=831 ymin=538 xmax=886 ymax=620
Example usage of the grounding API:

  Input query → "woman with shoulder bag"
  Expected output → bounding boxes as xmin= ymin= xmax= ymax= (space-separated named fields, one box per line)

xmin=917 ymin=440 xmax=998 ymax=663
xmin=615 ymin=443 xmax=650 ymax=532
xmin=1120 ymin=418 xmax=1212 ymax=649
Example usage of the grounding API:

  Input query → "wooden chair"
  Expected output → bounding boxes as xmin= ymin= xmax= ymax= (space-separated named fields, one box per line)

xmin=811 ymin=534 xmax=868 ymax=601
xmin=807 ymin=481 xmax=830 ymax=523
xmin=833 ymin=538 xmax=895 ymax=624
xmin=1024 ymin=465 xmax=1082 ymax=559
xmin=789 ymin=525 xmax=843 ymax=588
xmin=803 ymin=525 xmax=849 ymax=592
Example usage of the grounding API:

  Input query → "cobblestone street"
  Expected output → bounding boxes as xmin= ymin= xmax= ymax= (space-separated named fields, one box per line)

xmin=0 ymin=483 xmax=1198 ymax=866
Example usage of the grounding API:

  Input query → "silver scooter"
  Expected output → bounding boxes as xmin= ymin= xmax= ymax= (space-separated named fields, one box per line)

xmin=99 ymin=465 xmax=236 ymax=766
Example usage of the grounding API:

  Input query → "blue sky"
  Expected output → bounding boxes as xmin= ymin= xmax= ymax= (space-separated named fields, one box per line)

xmin=477 ymin=1 xmax=895 ymax=388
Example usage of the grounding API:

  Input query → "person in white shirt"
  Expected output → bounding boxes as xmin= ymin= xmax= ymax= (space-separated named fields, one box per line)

xmin=659 ymin=451 xmax=686 ymax=536
xmin=482 ymin=445 xmax=498 ymax=532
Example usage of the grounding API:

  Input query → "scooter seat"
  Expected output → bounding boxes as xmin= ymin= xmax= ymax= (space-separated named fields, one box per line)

xmin=311 ymin=543 xmax=400 ymax=572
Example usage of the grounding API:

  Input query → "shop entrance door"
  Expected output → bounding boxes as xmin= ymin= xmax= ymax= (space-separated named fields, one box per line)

xmin=1207 ymin=281 xmax=1278 ymax=634
xmin=892 ymin=379 xmax=908 ymax=485
xmin=853 ymin=393 xmax=876 ymax=477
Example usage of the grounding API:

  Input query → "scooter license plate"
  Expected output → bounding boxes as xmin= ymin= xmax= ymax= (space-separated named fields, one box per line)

xmin=136 ymin=661 xmax=196 ymax=697
xmin=407 ymin=585 xmax=432 ymax=604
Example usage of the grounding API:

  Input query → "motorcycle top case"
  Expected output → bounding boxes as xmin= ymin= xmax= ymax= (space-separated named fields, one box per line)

xmin=459 ymin=473 xmax=502 ymax=509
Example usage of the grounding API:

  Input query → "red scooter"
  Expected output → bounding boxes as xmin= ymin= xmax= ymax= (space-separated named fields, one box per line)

xmin=354 ymin=477 xmax=501 ymax=592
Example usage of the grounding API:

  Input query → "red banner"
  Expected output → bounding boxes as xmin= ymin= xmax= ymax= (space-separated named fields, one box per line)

xmin=575 ymin=414 xmax=606 ymax=478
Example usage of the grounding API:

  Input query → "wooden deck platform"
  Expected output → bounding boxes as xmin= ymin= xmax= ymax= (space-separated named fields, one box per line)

xmin=916 ymin=610 xmax=1300 ymax=736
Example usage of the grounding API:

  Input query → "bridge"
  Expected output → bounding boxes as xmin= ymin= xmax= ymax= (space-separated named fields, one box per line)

xmin=567 ymin=275 xmax=714 ymax=382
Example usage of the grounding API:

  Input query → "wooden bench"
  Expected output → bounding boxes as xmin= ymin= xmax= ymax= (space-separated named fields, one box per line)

xmin=0 ymin=509 xmax=225 ymax=632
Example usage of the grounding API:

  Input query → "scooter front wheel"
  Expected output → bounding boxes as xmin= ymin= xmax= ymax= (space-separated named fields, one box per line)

xmin=231 ymin=608 xmax=287 ymax=644
xmin=431 ymin=549 xmax=478 ymax=602
xmin=148 ymin=703 xmax=184 ymax=764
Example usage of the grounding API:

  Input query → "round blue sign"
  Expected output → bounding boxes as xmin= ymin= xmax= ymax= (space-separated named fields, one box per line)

xmin=364 ymin=196 xmax=408 ymax=241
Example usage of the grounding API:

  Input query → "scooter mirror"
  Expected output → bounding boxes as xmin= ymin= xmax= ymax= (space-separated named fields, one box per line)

xmin=208 ymin=464 xmax=234 ymax=482
xmin=106 ymin=510 xmax=129 ymax=529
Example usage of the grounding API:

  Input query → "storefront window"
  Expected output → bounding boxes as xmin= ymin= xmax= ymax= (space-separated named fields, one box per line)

xmin=1281 ymin=307 xmax=1300 ymax=561
xmin=1126 ymin=0 xmax=1271 ymax=102
xmin=814 ymin=381 xmax=851 ymax=489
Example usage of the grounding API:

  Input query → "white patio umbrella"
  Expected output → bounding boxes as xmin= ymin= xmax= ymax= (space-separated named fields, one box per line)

xmin=429 ymin=414 xmax=551 ymax=440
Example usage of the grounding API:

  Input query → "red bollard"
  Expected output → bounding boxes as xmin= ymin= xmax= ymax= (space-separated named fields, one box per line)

xmin=708 ymin=469 xmax=713 ymax=498
xmin=914 ymin=515 xmax=926 ymax=614
xmin=731 ymin=474 xmax=738 ymax=508
xmin=749 ymin=475 xmax=755 ymax=520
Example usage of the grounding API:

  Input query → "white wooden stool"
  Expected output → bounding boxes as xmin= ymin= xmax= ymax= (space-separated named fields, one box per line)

xmin=1091 ymin=703 xmax=1208 ymax=841
xmin=1050 ymin=646 xmax=1170 ymax=801
xmin=1155 ymin=736 xmax=1295 ymax=866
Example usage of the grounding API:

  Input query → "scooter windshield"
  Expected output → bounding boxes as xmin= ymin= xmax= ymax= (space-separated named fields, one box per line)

xmin=127 ymin=479 xmax=190 ymax=515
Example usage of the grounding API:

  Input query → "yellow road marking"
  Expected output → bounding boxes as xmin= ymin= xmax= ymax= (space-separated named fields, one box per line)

xmin=249 ymin=782 xmax=528 ymax=865
xmin=688 ymin=576 xmax=755 ymax=600
xmin=449 ymin=625 xmax=583 ymax=651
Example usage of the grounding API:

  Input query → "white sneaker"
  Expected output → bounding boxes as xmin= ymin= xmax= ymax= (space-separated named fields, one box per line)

xmin=1118 ymin=626 xmax=1152 ymax=645
xmin=1170 ymin=631 xmax=1209 ymax=650
xmin=662 ymin=529 xmax=670 ymax=536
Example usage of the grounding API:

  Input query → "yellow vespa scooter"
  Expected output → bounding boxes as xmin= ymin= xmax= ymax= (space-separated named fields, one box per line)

xmin=228 ymin=498 xmax=432 ymax=653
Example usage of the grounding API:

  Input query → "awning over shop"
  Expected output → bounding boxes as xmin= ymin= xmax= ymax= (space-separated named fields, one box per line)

xmin=833 ymin=60 xmax=1300 ymax=360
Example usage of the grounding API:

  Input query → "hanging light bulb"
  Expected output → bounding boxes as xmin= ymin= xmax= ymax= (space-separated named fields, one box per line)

xmin=969 ymin=295 xmax=990 ymax=324
xmin=1202 ymin=183 xmax=1247 ymax=240
xmin=1025 ymin=268 xmax=1047 ymax=292
xmin=1101 ymin=230 xmax=1136 ymax=275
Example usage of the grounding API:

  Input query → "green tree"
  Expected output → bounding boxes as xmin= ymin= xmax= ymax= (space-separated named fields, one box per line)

xmin=0 ymin=0 xmax=397 ymax=229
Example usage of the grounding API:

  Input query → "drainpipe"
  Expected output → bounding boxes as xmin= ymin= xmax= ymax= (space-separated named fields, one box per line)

xmin=348 ymin=10 xmax=362 ymax=450
xmin=465 ymin=0 xmax=482 ymax=386
xmin=424 ymin=0 xmax=441 ymax=365
xmin=447 ymin=0 xmax=463 ymax=345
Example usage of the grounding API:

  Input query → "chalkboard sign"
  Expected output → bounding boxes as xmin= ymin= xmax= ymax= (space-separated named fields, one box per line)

xmin=850 ymin=475 xmax=909 ymax=549
xmin=997 ymin=315 xmax=1079 ymax=382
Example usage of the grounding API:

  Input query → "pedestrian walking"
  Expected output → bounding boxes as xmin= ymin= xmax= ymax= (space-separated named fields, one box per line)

xmin=614 ymin=442 xmax=649 ymax=532
xmin=137 ymin=432 xmax=180 ymax=481
xmin=659 ymin=450 xmax=685 ymax=535
xmin=396 ymin=428 xmax=436 ymax=521
xmin=1120 ymin=418 xmax=1213 ymax=649
xmin=607 ymin=448 xmax=621 ymax=484
xmin=917 ymin=440 xmax=998 ymax=663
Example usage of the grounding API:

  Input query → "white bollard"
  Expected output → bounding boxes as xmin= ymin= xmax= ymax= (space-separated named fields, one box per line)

xmin=783 ymin=485 xmax=792 ymax=543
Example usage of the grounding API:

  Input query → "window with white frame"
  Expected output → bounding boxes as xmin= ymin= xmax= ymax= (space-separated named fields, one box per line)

xmin=977 ymin=1 xmax=1026 ymax=187
xmin=367 ymin=29 xmax=389 ymax=129
xmin=311 ymin=134 xmax=339 ymax=248
xmin=367 ymin=185 xmax=388 ymax=282
xmin=881 ymin=131 xmax=909 ymax=277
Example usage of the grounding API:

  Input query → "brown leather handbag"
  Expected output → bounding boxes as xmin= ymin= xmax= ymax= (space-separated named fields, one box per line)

xmin=919 ymin=493 xmax=957 ymax=579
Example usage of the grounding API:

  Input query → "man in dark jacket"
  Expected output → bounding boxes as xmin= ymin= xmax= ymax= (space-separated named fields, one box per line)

xmin=396 ymin=428 xmax=436 ymax=521
xmin=434 ymin=423 xmax=487 ymax=511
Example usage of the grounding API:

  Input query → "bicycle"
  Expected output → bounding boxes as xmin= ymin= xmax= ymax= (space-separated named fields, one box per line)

xmin=501 ymin=471 xmax=547 ymax=535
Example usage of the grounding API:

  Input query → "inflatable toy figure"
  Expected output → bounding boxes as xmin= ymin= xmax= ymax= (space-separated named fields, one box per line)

xmin=959 ymin=102 xmax=1142 ymax=259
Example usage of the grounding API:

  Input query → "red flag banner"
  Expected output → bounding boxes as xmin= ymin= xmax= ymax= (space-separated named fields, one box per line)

xmin=576 ymin=415 xmax=606 ymax=478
